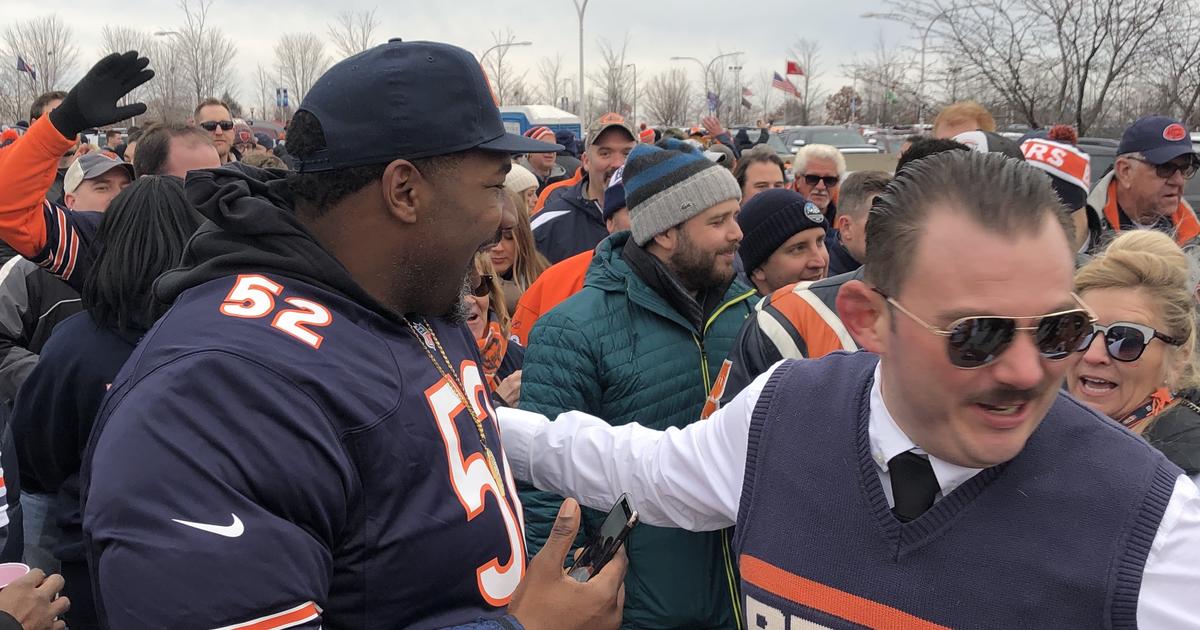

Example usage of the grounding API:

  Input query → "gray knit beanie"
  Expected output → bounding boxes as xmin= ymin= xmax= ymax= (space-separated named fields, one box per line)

xmin=623 ymin=141 xmax=742 ymax=245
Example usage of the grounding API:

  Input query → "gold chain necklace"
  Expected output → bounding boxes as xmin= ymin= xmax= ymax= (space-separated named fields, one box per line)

xmin=406 ymin=317 xmax=505 ymax=497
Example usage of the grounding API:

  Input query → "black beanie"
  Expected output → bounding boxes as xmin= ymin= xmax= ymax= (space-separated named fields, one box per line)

xmin=737 ymin=189 xmax=827 ymax=273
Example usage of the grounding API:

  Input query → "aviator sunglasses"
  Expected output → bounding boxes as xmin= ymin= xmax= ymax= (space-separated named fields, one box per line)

xmin=875 ymin=289 xmax=1096 ymax=369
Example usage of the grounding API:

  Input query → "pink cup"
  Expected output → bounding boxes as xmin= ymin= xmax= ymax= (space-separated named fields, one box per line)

xmin=0 ymin=563 xmax=29 ymax=589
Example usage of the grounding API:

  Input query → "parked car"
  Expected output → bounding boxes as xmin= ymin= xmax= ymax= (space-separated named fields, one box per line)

xmin=781 ymin=126 xmax=882 ymax=154
xmin=728 ymin=126 xmax=798 ymax=173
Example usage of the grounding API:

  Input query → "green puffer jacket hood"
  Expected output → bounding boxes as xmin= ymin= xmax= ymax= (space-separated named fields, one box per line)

xmin=519 ymin=231 xmax=756 ymax=630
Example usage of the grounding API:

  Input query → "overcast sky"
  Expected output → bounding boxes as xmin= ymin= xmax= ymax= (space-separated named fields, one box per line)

xmin=12 ymin=0 xmax=911 ymax=107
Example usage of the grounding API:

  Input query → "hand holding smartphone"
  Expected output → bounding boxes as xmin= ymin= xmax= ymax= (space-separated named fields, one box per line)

xmin=566 ymin=494 xmax=638 ymax=583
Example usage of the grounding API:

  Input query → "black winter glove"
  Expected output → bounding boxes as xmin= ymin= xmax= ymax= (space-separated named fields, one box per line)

xmin=48 ymin=50 xmax=153 ymax=139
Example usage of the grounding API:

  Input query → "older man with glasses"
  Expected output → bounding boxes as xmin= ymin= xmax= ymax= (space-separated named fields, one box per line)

xmin=192 ymin=97 xmax=236 ymax=163
xmin=1087 ymin=116 xmax=1200 ymax=249
xmin=793 ymin=144 xmax=845 ymax=226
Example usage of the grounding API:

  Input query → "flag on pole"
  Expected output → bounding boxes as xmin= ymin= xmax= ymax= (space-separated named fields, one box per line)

xmin=16 ymin=56 xmax=36 ymax=81
xmin=786 ymin=60 xmax=804 ymax=76
xmin=706 ymin=91 xmax=720 ymax=112
xmin=771 ymin=72 xmax=799 ymax=97
xmin=742 ymin=86 xmax=753 ymax=97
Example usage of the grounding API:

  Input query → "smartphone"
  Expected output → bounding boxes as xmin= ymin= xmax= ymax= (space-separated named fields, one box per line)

xmin=566 ymin=494 xmax=638 ymax=582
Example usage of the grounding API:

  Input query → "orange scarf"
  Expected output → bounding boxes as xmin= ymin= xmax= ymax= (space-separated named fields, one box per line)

xmin=1103 ymin=178 xmax=1200 ymax=246
xmin=476 ymin=316 xmax=509 ymax=390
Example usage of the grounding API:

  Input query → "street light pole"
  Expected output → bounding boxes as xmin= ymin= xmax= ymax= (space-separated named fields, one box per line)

xmin=704 ymin=52 xmax=742 ymax=117
xmin=625 ymin=63 xmax=637 ymax=125
xmin=729 ymin=65 xmax=743 ymax=125
xmin=573 ymin=0 xmax=590 ymax=123
xmin=480 ymin=40 xmax=533 ymax=63
xmin=671 ymin=52 xmax=743 ymax=117
xmin=479 ymin=41 xmax=533 ymax=105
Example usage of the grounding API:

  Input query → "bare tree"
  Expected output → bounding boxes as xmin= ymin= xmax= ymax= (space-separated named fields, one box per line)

xmin=327 ymin=8 xmax=381 ymax=60
xmin=99 ymin=26 xmax=148 ymax=56
xmin=1155 ymin=2 xmax=1200 ymax=126
xmin=141 ymin=36 xmax=190 ymax=123
xmin=176 ymin=0 xmax=238 ymax=109
xmin=274 ymin=33 xmax=330 ymax=107
xmin=787 ymin=39 xmax=825 ymax=125
xmin=482 ymin=29 xmax=530 ymax=106
xmin=2 ymin=14 xmax=78 ymax=97
xmin=845 ymin=33 xmax=914 ymax=126
xmin=588 ymin=37 xmax=633 ymax=116
xmin=535 ymin=55 xmax=569 ymax=108
xmin=755 ymin=72 xmax=777 ymax=124
xmin=644 ymin=68 xmax=691 ymax=125
xmin=881 ymin=0 xmax=1180 ymax=133
xmin=254 ymin=64 xmax=277 ymax=122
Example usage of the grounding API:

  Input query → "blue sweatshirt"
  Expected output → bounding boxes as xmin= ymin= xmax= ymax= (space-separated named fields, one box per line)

xmin=81 ymin=165 xmax=527 ymax=630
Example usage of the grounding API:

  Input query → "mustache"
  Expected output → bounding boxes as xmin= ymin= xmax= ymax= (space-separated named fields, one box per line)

xmin=969 ymin=385 xmax=1044 ymax=407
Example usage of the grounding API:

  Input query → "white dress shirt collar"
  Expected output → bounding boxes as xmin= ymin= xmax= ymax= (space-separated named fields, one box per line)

xmin=869 ymin=362 xmax=984 ymax=498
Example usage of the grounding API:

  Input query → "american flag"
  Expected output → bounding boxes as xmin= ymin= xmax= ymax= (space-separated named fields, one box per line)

xmin=16 ymin=56 xmax=36 ymax=81
xmin=772 ymin=72 xmax=799 ymax=97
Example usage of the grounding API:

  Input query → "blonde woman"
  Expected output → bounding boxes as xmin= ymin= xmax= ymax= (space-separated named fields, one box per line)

xmin=489 ymin=189 xmax=549 ymax=314
xmin=468 ymin=252 xmax=523 ymax=406
xmin=1068 ymin=230 xmax=1200 ymax=480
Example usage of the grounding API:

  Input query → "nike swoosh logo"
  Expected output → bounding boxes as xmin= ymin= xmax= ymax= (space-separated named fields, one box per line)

xmin=172 ymin=513 xmax=244 ymax=538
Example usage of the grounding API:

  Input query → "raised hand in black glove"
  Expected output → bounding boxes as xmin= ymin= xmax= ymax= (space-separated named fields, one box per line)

xmin=49 ymin=50 xmax=154 ymax=139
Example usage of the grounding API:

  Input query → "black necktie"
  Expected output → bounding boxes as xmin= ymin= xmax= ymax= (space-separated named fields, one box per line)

xmin=889 ymin=451 xmax=940 ymax=523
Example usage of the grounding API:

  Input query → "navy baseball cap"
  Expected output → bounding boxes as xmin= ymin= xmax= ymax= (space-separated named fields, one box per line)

xmin=294 ymin=39 xmax=561 ymax=173
xmin=1118 ymin=116 xmax=1197 ymax=165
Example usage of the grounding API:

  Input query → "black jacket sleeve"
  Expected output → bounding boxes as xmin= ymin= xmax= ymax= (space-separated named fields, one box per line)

xmin=0 ymin=258 xmax=38 ymax=403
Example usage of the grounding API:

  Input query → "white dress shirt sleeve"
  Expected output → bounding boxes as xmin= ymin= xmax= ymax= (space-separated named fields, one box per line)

xmin=1138 ymin=474 xmax=1200 ymax=628
xmin=497 ymin=363 xmax=780 ymax=531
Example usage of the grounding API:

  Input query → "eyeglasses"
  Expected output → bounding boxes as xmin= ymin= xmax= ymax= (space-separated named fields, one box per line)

xmin=803 ymin=174 xmax=840 ymax=188
xmin=1077 ymin=321 xmax=1183 ymax=362
xmin=1126 ymin=154 xmax=1199 ymax=180
xmin=199 ymin=120 xmax=234 ymax=132
xmin=875 ymin=289 xmax=1096 ymax=369
xmin=467 ymin=271 xmax=493 ymax=298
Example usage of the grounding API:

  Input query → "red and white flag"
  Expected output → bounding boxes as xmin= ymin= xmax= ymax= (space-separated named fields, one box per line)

xmin=786 ymin=60 xmax=804 ymax=76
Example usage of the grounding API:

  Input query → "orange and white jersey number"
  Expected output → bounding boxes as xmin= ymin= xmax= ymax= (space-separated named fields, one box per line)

xmin=425 ymin=361 xmax=526 ymax=606
xmin=219 ymin=275 xmax=333 ymax=349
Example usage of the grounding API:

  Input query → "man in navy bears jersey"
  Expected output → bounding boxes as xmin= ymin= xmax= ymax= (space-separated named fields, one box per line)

xmin=82 ymin=40 xmax=626 ymax=630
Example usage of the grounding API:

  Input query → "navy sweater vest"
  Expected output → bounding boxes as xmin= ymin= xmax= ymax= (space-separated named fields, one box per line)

xmin=735 ymin=352 xmax=1180 ymax=630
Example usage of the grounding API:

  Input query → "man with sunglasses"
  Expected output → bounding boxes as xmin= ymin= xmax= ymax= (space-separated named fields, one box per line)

xmin=792 ymin=144 xmax=844 ymax=226
xmin=1088 ymin=116 xmax=1200 ymax=248
xmin=193 ymin=97 xmax=236 ymax=164
xmin=500 ymin=150 xmax=1200 ymax=629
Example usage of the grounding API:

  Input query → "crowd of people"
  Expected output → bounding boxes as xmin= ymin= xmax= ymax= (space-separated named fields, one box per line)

xmin=0 ymin=38 xmax=1195 ymax=630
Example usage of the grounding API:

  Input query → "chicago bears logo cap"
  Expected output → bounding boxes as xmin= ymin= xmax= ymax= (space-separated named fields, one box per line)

xmin=1118 ymin=116 xmax=1197 ymax=165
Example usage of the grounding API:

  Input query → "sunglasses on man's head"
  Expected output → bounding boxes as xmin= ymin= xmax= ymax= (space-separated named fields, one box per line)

xmin=1077 ymin=321 xmax=1183 ymax=363
xmin=1127 ymin=154 xmax=1199 ymax=180
xmin=199 ymin=120 xmax=234 ymax=132
xmin=803 ymin=174 xmax=840 ymax=188
xmin=876 ymin=289 xmax=1096 ymax=369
